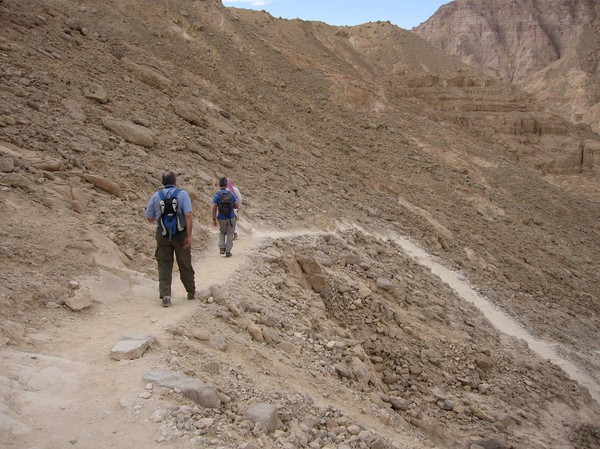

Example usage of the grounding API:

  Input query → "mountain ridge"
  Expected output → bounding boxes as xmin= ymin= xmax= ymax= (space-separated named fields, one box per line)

xmin=415 ymin=0 xmax=600 ymax=133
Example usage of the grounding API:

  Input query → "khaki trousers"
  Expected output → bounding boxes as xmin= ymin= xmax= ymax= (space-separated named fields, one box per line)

xmin=218 ymin=217 xmax=236 ymax=253
xmin=155 ymin=229 xmax=195 ymax=298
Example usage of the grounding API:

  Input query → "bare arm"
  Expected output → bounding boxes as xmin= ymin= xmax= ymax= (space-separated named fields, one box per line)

xmin=183 ymin=212 xmax=192 ymax=249
xmin=212 ymin=204 xmax=218 ymax=227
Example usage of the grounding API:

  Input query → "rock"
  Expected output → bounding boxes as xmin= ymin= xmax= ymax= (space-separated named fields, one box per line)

xmin=309 ymin=273 xmax=327 ymax=293
xmin=247 ymin=323 xmax=264 ymax=342
xmin=64 ymin=287 xmax=93 ymax=311
xmin=83 ymin=174 xmax=123 ymax=197
xmin=470 ymin=439 xmax=513 ymax=449
xmin=208 ymin=334 xmax=228 ymax=352
xmin=226 ymin=303 xmax=241 ymax=317
xmin=171 ymin=326 xmax=210 ymax=341
xmin=30 ymin=160 xmax=64 ymax=172
xmin=475 ymin=354 xmax=495 ymax=371
xmin=143 ymin=369 xmax=221 ymax=408
xmin=194 ymin=417 xmax=214 ymax=430
xmin=0 ymin=158 xmax=14 ymax=173
xmin=351 ymin=356 xmax=373 ymax=388
xmin=238 ymin=443 xmax=260 ymax=449
xmin=421 ymin=348 xmax=443 ymax=366
xmin=102 ymin=117 xmax=155 ymax=148
xmin=201 ymin=361 xmax=220 ymax=374
xmin=197 ymin=287 xmax=212 ymax=300
xmin=347 ymin=425 xmax=361 ymax=435
xmin=196 ymin=169 xmax=213 ymax=185
xmin=294 ymin=255 xmax=326 ymax=292
xmin=149 ymin=409 xmax=168 ymax=423
xmin=376 ymin=278 xmax=394 ymax=291
xmin=340 ymin=253 xmax=361 ymax=266
xmin=65 ymin=17 xmax=84 ymax=31
xmin=210 ymin=284 xmax=229 ymax=304
xmin=295 ymin=254 xmax=322 ymax=274
xmin=411 ymin=415 xmax=450 ymax=447
xmin=288 ymin=420 xmax=310 ymax=447
xmin=261 ymin=327 xmax=274 ymax=344
xmin=388 ymin=396 xmax=410 ymax=411
xmin=277 ymin=341 xmax=300 ymax=354
xmin=83 ymin=82 xmax=109 ymax=103
xmin=244 ymin=402 xmax=279 ymax=433
xmin=268 ymin=133 xmax=286 ymax=150
xmin=71 ymin=187 xmax=87 ymax=213
xmin=333 ymin=363 xmax=352 ymax=379
xmin=172 ymin=100 xmax=206 ymax=127
xmin=110 ymin=333 xmax=156 ymax=360
xmin=0 ymin=320 xmax=25 ymax=342
xmin=121 ymin=58 xmax=173 ymax=90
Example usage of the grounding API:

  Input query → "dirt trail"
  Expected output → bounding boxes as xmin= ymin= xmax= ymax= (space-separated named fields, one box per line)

xmin=340 ymin=222 xmax=600 ymax=404
xmin=2 ymin=225 xmax=598 ymax=449
xmin=390 ymin=232 xmax=600 ymax=403
xmin=1 ymin=229 xmax=259 ymax=449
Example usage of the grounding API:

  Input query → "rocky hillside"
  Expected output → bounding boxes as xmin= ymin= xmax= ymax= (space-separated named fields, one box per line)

xmin=1 ymin=0 xmax=599 ymax=448
xmin=414 ymin=0 xmax=600 ymax=133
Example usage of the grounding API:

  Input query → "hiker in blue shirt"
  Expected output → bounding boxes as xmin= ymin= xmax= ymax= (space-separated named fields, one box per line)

xmin=145 ymin=171 xmax=195 ymax=307
xmin=212 ymin=177 xmax=239 ymax=257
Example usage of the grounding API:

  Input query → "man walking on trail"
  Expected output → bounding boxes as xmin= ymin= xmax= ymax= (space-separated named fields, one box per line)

xmin=212 ymin=176 xmax=238 ymax=257
xmin=145 ymin=171 xmax=195 ymax=307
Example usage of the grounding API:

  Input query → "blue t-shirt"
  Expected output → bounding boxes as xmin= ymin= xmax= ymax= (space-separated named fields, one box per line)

xmin=213 ymin=188 xmax=237 ymax=219
xmin=145 ymin=186 xmax=192 ymax=228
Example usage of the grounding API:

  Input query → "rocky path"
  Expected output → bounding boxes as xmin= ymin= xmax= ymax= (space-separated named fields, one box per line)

xmin=1 ymin=225 xmax=598 ymax=449
xmin=0 ymin=229 xmax=258 ymax=449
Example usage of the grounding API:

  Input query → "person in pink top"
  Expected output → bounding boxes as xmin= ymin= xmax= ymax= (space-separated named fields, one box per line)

xmin=225 ymin=178 xmax=242 ymax=239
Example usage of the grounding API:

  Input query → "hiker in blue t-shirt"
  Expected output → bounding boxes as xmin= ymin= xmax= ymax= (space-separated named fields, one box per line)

xmin=145 ymin=171 xmax=195 ymax=307
xmin=212 ymin=177 xmax=239 ymax=257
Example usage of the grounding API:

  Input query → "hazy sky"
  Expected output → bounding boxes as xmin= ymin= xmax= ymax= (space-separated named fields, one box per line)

xmin=221 ymin=0 xmax=451 ymax=30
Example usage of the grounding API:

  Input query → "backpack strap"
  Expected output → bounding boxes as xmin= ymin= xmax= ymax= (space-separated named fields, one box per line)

xmin=159 ymin=187 xmax=180 ymax=200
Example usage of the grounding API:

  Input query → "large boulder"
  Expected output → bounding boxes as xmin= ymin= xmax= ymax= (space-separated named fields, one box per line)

xmin=102 ymin=117 xmax=155 ymax=148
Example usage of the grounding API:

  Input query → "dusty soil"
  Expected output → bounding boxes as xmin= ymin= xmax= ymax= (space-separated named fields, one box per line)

xmin=0 ymin=0 xmax=599 ymax=448
xmin=1 ymin=229 xmax=256 ymax=448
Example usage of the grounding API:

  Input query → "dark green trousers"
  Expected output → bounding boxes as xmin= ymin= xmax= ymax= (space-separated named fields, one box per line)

xmin=155 ymin=229 xmax=195 ymax=298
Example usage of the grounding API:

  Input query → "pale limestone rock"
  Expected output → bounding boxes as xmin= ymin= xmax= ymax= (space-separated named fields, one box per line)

xmin=83 ymin=174 xmax=123 ymax=197
xmin=110 ymin=333 xmax=155 ymax=360
xmin=64 ymin=287 xmax=93 ymax=312
xmin=244 ymin=403 xmax=279 ymax=433
xmin=247 ymin=323 xmax=264 ymax=342
xmin=172 ymin=100 xmax=206 ymax=127
xmin=143 ymin=369 xmax=221 ymax=408
xmin=102 ymin=117 xmax=155 ymax=148
xmin=83 ymin=83 xmax=109 ymax=103
xmin=121 ymin=58 xmax=173 ymax=90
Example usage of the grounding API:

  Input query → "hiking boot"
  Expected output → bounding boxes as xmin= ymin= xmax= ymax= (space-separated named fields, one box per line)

xmin=161 ymin=296 xmax=171 ymax=307
xmin=219 ymin=248 xmax=225 ymax=255
xmin=187 ymin=291 xmax=195 ymax=300
xmin=225 ymin=252 xmax=232 ymax=258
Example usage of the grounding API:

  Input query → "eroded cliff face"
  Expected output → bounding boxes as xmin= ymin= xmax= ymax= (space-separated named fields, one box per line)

xmin=414 ymin=0 xmax=600 ymax=132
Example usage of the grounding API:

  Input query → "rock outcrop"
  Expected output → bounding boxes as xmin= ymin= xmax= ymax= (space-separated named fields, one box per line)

xmin=414 ymin=0 xmax=600 ymax=132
